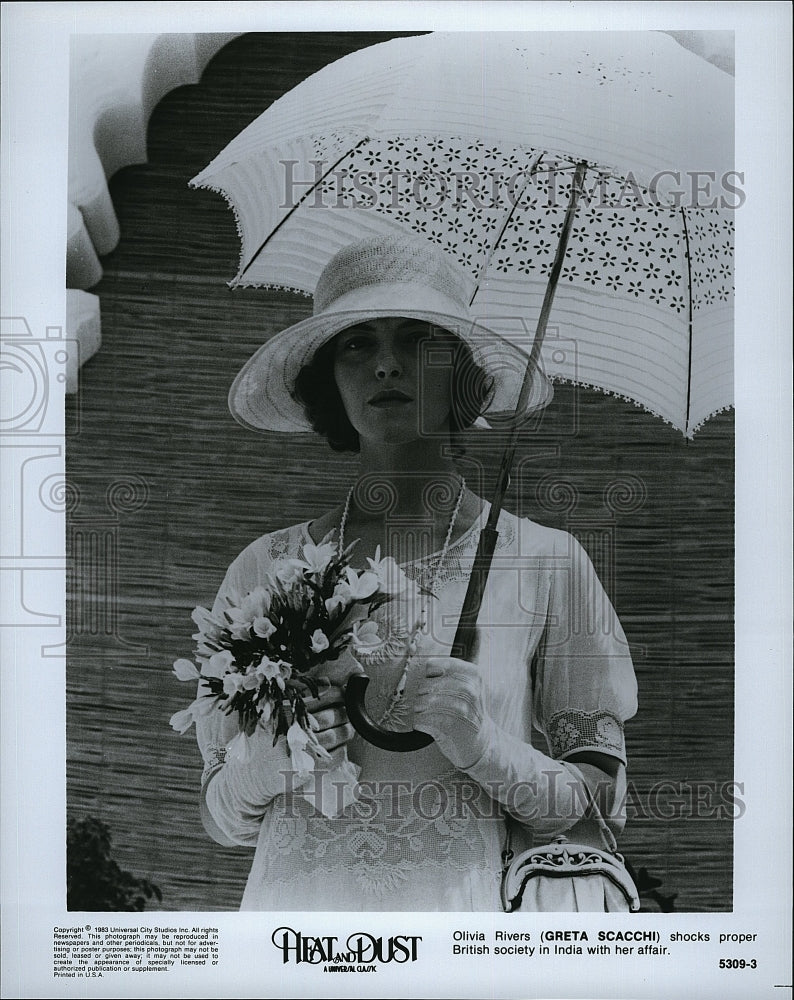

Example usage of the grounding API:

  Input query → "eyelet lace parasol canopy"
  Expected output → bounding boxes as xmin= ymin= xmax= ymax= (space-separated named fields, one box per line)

xmin=191 ymin=31 xmax=734 ymax=438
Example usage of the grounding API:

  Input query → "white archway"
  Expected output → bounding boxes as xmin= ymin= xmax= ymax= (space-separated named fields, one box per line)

xmin=66 ymin=32 xmax=241 ymax=386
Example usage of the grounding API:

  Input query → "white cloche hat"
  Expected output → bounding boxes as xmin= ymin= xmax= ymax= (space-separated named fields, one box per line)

xmin=229 ymin=234 xmax=553 ymax=432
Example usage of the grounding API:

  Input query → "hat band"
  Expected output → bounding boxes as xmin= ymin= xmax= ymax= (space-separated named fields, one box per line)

xmin=315 ymin=281 xmax=473 ymax=327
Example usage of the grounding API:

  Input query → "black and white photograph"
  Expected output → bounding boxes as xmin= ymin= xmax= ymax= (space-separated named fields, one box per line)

xmin=1 ymin=3 xmax=791 ymax=998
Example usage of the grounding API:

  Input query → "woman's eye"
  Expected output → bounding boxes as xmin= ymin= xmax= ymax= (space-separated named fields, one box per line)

xmin=339 ymin=336 xmax=368 ymax=353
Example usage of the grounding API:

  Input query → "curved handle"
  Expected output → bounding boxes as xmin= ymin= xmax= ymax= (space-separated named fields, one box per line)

xmin=344 ymin=675 xmax=433 ymax=752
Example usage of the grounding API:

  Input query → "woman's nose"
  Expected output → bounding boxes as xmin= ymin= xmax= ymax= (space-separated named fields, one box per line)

xmin=375 ymin=353 xmax=402 ymax=379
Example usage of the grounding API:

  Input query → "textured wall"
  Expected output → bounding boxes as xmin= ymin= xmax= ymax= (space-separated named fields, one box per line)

xmin=66 ymin=32 xmax=734 ymax=912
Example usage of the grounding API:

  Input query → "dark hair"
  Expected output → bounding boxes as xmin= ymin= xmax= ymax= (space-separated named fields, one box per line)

xmin=292 ymin=328 xmax=495 ymax=453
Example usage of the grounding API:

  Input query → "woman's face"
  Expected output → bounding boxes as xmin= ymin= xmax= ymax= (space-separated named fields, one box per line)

xmin=332 ymin=317 xmax=454 ymax=445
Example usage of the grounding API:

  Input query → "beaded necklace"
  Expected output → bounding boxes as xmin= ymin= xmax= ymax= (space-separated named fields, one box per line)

xmin=338 ymin=476 xmax=467 ymax=728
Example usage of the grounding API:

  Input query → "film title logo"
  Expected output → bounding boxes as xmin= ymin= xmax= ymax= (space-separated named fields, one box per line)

xmin=271 ymin=926 xmax=421 ymax=968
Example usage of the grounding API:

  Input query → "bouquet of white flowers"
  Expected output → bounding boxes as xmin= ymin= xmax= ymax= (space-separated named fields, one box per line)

xmin=170 ymin=534 xmax=415 ymax=807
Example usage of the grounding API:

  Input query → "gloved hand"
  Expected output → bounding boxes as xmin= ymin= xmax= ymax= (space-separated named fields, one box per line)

xmin=413 ymin=656 xmax=617 ymax=840
xmin=413 ymin=655 xmax=492 ymax=769
xmin=203 ymin=684 xmax=359 ymax=844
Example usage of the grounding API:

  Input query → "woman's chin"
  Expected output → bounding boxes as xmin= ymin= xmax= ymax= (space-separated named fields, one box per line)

xmin=356 ymin=412 xmax=451 ymax=447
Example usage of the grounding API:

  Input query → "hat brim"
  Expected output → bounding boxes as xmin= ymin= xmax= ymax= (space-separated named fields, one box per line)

xmin=229 ymin=308 xmax=554 ymax=433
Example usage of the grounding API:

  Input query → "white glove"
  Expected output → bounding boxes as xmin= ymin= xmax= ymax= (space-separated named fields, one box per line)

xmin=414 ymin=656 xmax=610 ymax=839
xmin=413 ymin=655 xmax=491 ymax=769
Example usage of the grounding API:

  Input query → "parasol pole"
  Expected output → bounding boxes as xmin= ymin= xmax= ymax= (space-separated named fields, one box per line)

xmin=345 ymin=161 xmax=589 ymax=751
xmin=450 ymin=159 xmax=589 ymax=660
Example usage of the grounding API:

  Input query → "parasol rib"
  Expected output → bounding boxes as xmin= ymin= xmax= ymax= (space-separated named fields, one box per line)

xmin=238 ymin=137 xmax=372 ymax=282
xmin=468 ymin=151 xmax=546 ymax=308
xmin=680 ymin=207 xmax=694 ymax=437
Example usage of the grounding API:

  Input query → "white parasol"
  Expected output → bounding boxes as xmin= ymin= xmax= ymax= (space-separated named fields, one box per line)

xmin=191 ymin=31 xmax=734 ymax=438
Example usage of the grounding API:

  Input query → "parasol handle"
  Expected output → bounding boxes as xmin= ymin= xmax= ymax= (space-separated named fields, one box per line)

xmin=344 ymin=676 xmax=433 ymax=751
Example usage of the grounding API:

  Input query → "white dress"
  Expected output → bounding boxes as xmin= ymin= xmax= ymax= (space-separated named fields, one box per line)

xmin=195 ymin=506 xmax=638 ymax=911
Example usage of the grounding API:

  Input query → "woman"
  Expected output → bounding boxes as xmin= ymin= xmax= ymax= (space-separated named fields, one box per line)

xmin=195 ymin=235 xmax=637 ymax=911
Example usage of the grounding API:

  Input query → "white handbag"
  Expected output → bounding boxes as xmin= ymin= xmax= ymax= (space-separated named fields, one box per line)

xmin=499 ymin=765 xmax=641 ymax=913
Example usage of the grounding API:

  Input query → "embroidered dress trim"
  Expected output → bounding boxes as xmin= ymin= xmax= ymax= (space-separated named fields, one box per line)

xmin=297 ymin=505 xmax=515 ymax=594
xmin=201 ymin=744 xmax=227 ymax=786
xmin=546 ymin=709 xmax=626 ymax=764
xmin=255 ymin=772 xmax=500 ymax=901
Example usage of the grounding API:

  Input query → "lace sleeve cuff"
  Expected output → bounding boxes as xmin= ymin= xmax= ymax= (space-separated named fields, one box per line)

xmin=201 ymin=744 xmax=228 ymax=787
xmin=545 ymin=709 xmax=627 ymax=765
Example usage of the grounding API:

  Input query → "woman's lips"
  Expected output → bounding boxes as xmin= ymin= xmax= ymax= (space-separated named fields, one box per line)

xmin=367 ymin=390 xmax=413 ymax=408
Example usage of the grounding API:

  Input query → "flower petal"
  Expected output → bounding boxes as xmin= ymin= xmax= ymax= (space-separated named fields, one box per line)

xmin=202 ymin=649 xmax=234 ymax=679
xmin=172 ymin=658 xmax=200 ymax=681
xmin=325 ymin=594 xmax=347 ymax=616
xmin=365 ymin=553 xmax=409 ymax=594
xmin=240 ymin=586 xmax=271 ymax=620
xmin=286 ymin=721 xmax=316 ymax=774
xmin=275 ymin=559 xmax=305 ymax=587
xmin=252 ymin=615 xmax=276 ymax=639
xmin=169 ymin=707 xmax=195 ymax=734
xmin=344 ymin=567 xmax=380 ymax=600
xmin=286 ymin=720 xmax=308 ymax=752
xmin=223 ymin=673 xmax=244 ymax=697
xmin=310 ymin=628 xmax=330 ymax=653
xmin=191 ymin=606 xmax=223 ymax=631
xmin=302 ymin=541 xmax=337 ymax=574
xmin=351 ymin=619 xmax=382 ymax=651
